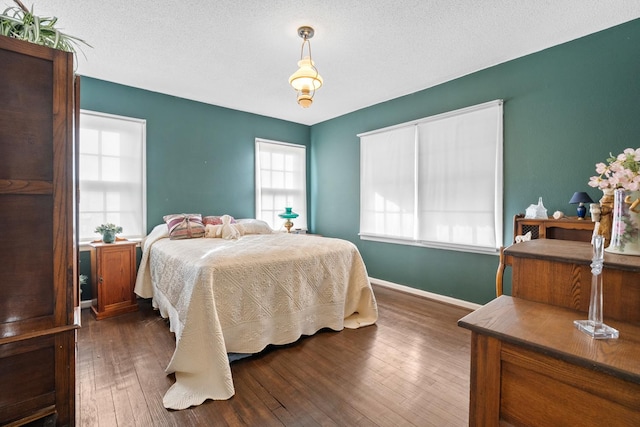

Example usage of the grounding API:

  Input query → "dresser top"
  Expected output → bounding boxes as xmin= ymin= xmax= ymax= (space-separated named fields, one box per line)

xmin=89 ymin=240 xmax=138 ymax=249
xmin=504 ymin=239 xmax=640 ymax=271
xmin=458 ymin=295 xmax=640 ymax=384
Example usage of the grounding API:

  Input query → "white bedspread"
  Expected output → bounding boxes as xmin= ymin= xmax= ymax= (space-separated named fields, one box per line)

xmin=134 ymin=225 xmax=378 ymax=410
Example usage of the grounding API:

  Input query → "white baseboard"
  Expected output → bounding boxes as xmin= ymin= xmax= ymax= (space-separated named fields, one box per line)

xmin=80 ymin=300 xmax=93 ymax=310
xmin=369 ymin=277 xmax=481 ymax=311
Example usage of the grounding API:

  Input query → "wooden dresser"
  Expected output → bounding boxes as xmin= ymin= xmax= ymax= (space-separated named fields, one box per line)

xmin=498 ymin=239 xmax=640 ymax=323
xmin=0 ymin=36 xmax=78 ymax=426
xmin=465 ymin=238 xmax=640 ymax=425
xmin=459 ymin=296 xmax=640 ymax=426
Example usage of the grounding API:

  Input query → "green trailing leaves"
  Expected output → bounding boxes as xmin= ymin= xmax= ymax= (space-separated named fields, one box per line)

xmin=0 ymin=0 xmax=90 ymax=55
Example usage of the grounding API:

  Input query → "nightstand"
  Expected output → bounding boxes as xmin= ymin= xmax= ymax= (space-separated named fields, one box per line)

xmin=89 ymin=240 xmax=139 ymax=320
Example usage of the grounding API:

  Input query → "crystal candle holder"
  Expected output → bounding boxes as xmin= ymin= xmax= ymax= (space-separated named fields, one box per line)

xmin=573 ymin=235 xmax=619 ymax=339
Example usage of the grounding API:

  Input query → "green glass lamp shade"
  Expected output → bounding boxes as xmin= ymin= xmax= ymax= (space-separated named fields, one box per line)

xmin=278 ymin=207 xmax=299 ymax=219
xmin=278 ymin=207 xmax=299 ymax=233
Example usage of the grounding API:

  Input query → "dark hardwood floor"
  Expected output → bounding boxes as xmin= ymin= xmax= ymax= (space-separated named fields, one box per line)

xmin=76 ymin=285 xmax=472 ymax=426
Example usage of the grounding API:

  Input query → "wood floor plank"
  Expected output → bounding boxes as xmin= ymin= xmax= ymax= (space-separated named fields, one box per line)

xmin=274 ymin=345 xmax=392 ymax=426
xmin=77 ymin=332 xmax=99 ymax=426
xmin=94 ymin=386 xmax=117 ymax=426
xmin=276 ymin=336 xmax=416 ymax=426
xmin=252 ymin=358 xmax=325 ymax=426
xmin=225 ymin=363 xmax=288 ymax=426
xmin=268 ymin=348 xmax=371 ymax=426
xmin=77 ymin=284 xmax=472 ymax=426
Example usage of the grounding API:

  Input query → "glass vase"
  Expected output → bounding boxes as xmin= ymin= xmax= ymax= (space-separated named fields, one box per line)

xmin=605 ymin=189 xmax=640 ymax=255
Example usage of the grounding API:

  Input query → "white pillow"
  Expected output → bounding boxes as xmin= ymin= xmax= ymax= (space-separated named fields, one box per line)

xmin=236 ymin=219 xmax=273 ymax=235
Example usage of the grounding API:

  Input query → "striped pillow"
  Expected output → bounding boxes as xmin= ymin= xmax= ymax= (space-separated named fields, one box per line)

xmin=163 ymin=213 xmax=206 ymax=240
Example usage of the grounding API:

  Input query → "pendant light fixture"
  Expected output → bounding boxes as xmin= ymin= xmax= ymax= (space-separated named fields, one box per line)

xmin=289 ymin=26 xmax=323 ymax=108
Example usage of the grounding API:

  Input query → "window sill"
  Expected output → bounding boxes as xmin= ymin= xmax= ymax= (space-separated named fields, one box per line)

xmin=359 ymin=234 xmax=499 ymax=256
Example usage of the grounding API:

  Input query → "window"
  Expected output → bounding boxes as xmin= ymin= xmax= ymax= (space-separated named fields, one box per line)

xmin=359 ymin=100 xmax=503 ymax=253
xmin=79 ymin=110 xmax=146 ymax=243
xmin=255 ymin=139 xmax=307 ymax=231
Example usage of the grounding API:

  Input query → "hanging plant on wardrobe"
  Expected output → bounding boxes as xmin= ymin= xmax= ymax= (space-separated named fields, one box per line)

xmin=0 ymin=0 xmax=90 ymax=54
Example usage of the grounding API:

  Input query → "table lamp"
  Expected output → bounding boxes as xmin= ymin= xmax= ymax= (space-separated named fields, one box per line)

xmin=569 ymin=191 xmax=594 ymax=219
xmin=278 ymin=207 xmax=299 ymax=233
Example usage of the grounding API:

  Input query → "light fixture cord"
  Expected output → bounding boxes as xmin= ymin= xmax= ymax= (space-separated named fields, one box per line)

xmin=299 ymin=37 xmax=309 ymax=61
xmin=299 ymin=37 xmax=320 ymax=99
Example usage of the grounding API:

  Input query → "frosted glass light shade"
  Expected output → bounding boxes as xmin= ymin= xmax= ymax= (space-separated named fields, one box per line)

xmin=297 ymin=93 xmax=313 ymax=108
xmin=289 ymin=57 xmax=323 ymax=92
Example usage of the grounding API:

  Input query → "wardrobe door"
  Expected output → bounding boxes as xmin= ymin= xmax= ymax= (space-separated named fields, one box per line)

xmin=0 ymin=35 xmax=77 ymax=427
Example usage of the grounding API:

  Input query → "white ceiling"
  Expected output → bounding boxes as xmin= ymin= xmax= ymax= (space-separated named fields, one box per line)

xmin=16 ymin=1 xmax=640 ymax=125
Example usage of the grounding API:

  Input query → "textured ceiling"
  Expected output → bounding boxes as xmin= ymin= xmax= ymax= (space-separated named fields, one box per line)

xmin=14 ymin=1 xmax=640 ymax=125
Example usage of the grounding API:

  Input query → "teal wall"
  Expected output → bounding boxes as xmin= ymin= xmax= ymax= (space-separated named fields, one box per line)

xmin=80 ymin=79 xmax=310 ymax=228
xmin=311 ymin=19 xmax=640 ymax=304
xmin=79 ymin=19 xmax=640 ymax=304
xmin=78 ymin=80 xmax=309 ymax=299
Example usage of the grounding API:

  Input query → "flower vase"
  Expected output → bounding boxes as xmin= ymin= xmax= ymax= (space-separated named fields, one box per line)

xmin=605 ymin=189 xmax=640 ymax=255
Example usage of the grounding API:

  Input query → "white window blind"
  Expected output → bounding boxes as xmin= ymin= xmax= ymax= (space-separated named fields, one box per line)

xmin=255 ymin=139 xmax=307 ymax=231
xmin=79 ymin=111 xmax=146 ymax=243
xmin=359 ymin=100 xmax=503 ymax=253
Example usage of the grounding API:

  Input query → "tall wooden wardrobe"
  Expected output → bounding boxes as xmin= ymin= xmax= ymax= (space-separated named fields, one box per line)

xmin=0 ymin=35 xmax=78 ymax=426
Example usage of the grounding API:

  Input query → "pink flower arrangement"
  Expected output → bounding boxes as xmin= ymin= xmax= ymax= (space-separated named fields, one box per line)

xmin=588 ymin=148 xmax=640 ymax=191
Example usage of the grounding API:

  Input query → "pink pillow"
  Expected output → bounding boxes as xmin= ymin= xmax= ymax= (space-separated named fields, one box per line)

xmin=203 ymin=215 xmax=236 ymax=226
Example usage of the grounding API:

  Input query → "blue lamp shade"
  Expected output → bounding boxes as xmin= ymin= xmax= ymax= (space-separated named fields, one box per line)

xmin=569 ymin=192 xmax=594 ymax=219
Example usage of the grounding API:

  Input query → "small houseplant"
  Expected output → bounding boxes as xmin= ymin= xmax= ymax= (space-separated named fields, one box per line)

xmin=0 ymin=0 xmax=90 ymax=54
xmin=95 ymin=223 xmax=123 ymax=243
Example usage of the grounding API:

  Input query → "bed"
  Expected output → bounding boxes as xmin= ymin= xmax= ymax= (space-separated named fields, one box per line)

xmin=134 ymin=220 xmax=378 ymax=410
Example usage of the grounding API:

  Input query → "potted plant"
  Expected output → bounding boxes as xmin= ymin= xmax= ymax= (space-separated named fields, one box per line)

xmin=79 ymin=273 xmax=87 ymax=296
xmin=95 ymin=223 xmax=123 ymax=244
xmin=0 ymin=0 xmax=90 ymax=54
